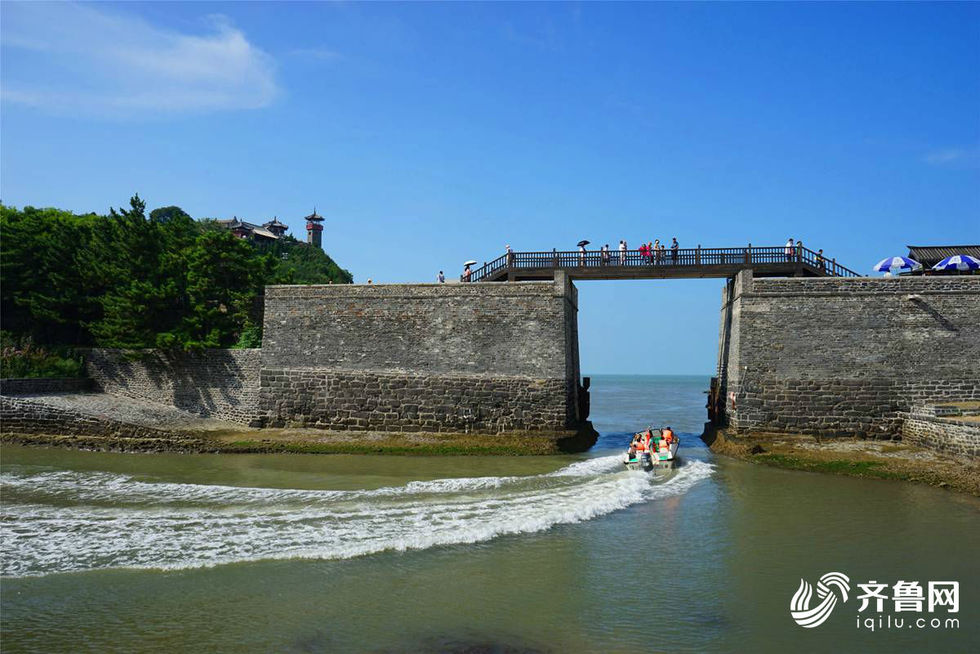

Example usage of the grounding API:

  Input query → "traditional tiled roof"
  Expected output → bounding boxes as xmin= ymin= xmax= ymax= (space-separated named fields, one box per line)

xmin=907 ymin=245 xmax=980 ymax=266
xmin=217 ymin=216 xmax=280 ymax=240
xmin=251 ymin=227 xmax=278 ymax=239
xmin=305 ymin=208 xmax=324 ymax=222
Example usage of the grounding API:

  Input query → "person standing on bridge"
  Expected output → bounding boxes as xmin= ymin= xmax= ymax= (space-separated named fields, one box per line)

xmin=462 ymin=264 xmax=471 ymax=282
xmin=671 ymin=237 xmax=679 ymax=263
xmin=437 ymin=271 xmax=445 ymax=283
xmin=601 ymin=244 xmax=610 ymax=266
xmin=785 ymin=238 xmax=795 ymax=261
xmin=506 ymin=244 xmax=514 ymax=268
xmin=796 ymin=239 xmax=804 ymax=261
xmin=816 ymin=249 xmax=826 ymax=272
xmin=579 ymin=243 xmax=587 ymax=266
xmin=619 ymin=240 xmax=627 ymax=265
xmin=654 ymin=239 xmax=662 ymax=264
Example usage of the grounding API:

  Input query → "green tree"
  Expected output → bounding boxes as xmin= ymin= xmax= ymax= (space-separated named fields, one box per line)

xmin=166 ymin=230 xmax=269 ymax=348
xmin=268 ymin=235 xmax=354 ymax=284
xmin=149 ymin=205 xmax=192 ymax=225
xmin=87 ymin=195 xmax=176 ymax=348
xmin=0 ymin=205 xmax=100 ymax=343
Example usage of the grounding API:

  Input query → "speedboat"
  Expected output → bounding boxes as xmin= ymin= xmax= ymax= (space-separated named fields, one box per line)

xmin=623 ymin=429 xmax=680 ymax=471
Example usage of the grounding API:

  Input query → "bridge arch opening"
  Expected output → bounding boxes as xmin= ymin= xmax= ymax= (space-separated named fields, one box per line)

xmin=574 ymin=277 xmax=725 ymax=440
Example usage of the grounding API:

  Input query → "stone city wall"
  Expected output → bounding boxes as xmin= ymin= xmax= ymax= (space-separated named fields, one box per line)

xmin=67 ymin=279 xmax=583 ymax=435
xmin=719 ymin=272 xmax=980 ymax=437
xmin=260 ymin=278 xmax=582 ymax=432
xmin=84 ymin=348 xmax=261 ymax=425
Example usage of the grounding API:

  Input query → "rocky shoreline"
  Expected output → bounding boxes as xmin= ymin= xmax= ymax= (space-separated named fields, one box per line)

xmin=701 ymin=425 xmax=980 ymax=496
xmin=0 ymin=391 xmax=598 ymax=456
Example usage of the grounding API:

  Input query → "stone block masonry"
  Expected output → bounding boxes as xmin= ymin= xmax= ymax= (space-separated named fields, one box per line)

xmin=901 ymin=411 xmax=979 ymax=459
xmin=260 ymin=370 xmax=567 ymax=432
xmin=261 ymin=278 xmax=584 ymax=433
xmin=84 ymin=349 xmax=262 ymax=425
xmin=718 ymin=272 xmax=980 ymax=437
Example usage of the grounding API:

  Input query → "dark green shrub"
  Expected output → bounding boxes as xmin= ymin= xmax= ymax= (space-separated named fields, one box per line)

xmin=0 ymin=332 xmax=86 ymax=379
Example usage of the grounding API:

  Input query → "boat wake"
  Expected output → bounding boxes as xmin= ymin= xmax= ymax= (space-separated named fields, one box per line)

xmin=0 ymin=456 xmax=713 ymax=577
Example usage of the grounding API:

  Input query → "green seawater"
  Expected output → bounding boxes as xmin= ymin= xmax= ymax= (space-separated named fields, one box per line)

xmin=1 ymin=375 xmax=977 ymax=652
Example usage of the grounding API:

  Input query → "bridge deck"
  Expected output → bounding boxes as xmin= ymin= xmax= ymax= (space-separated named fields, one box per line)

xmin=470 ymin=246 xmax=858 ymax=282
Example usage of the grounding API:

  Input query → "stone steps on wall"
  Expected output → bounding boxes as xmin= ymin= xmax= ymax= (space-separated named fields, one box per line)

xmin=1 ymin=392 xmax=244 ymax=435
xmin=900 ymin=403 xmax=980 ymax=459
xmin=915 ymin=401 xmax=980 ymax=418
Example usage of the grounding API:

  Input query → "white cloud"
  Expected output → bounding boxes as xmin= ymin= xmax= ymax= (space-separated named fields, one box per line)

xmin=923 ymin=146 xmax=980 ymax=167
xmin=0 ymin=3 xmax=278 ymax=117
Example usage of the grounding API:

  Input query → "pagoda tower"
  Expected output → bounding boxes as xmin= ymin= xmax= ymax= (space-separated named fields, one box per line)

xmin=305 ymin=208 xmax=324 ymax=248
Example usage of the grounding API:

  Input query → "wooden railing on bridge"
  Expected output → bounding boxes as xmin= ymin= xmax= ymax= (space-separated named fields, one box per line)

xmin=466 ymin=245 xmax=859 ymax=282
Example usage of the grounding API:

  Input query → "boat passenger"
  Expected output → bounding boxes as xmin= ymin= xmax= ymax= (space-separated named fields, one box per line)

xmin=627 ymin=434 xmax=640 ymax=459
xmin=663 ymin=427 xmax=674 ymax=444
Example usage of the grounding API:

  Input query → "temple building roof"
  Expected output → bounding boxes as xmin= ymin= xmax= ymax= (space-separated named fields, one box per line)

xmin=217 ymin=216 xmax=285 ymax=241
xmin=907 ymin=245 xmax=980 ymax=267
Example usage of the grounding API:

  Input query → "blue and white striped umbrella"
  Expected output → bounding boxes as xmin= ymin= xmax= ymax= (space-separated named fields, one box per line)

xmin=873 ymin=256 xmax=922 ymax=273
xmin=932 ymin=254 xmax=980 ymax=271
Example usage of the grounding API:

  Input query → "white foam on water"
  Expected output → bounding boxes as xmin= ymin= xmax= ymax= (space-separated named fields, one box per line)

xmin=0 ymin=457 xmax=714 ymax=577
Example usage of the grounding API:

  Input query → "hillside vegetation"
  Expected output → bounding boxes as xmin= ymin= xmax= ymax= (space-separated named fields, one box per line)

xmin=1 ymin=195 xmax=352 ymax=355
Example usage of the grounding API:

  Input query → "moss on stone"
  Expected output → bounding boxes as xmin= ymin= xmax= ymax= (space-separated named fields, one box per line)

xmin=702 ymin=425 xmax=979 ymax=495
xmin=1 ymin=422 xmax=598 ymax=457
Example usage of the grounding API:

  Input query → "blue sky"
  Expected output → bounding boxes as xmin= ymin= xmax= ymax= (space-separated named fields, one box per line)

xmin=2 ymin=2 xmax=978 ymax=374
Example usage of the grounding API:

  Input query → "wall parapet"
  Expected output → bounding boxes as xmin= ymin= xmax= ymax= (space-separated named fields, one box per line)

xmin=0 ymin=377 xmax=93 ymax=395
xmin=745 ymin=275 xmax=980 ymax=297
